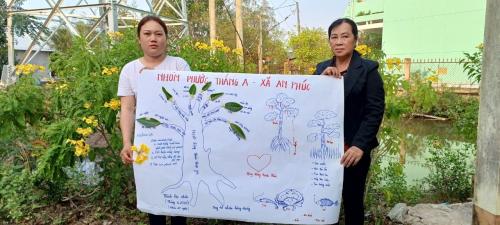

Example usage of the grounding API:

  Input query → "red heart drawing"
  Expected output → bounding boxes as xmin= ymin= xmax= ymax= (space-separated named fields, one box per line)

xmin=247 ymin=154 xmax=272 ymax=172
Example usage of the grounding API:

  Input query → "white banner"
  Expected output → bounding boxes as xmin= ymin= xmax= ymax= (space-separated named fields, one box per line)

xmin=133 ymin=71 xmax=344 ymax=224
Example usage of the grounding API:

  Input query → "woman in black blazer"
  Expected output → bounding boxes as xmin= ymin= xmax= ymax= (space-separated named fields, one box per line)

xmin=314 ymin=18 xmax=385 ymax=225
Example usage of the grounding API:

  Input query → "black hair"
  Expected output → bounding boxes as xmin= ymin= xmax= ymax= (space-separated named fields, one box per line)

xmin=328 ymin=18 xmax=358 ymax=40
xmin=137 ymin=15 xmax=168 ymax=38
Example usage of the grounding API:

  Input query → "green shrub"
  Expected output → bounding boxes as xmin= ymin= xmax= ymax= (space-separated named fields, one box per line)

xmin=424 ymin=137 xmax=475 ymax=201
xmin=0 ymin=165 xmax=46 ymax=222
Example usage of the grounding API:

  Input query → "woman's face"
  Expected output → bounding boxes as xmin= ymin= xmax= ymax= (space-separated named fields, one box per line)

xmin=329 ymin=22 xmax=357 ymax=58
xmin=138 ymin=20 xmax=167 ymax=58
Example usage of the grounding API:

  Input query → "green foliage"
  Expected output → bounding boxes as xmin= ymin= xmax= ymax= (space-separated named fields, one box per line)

xmin=402 ymin=72 xmax=439 ymax=114
xmin=224 ymin=102 xmax=243 ymax=112
xmin=137 ymin=117 xmax=162 ymax=128
xmin=0 ymin=164 xmax=46 ymax=222
xmin=229 ymin=123 xmax=246 ymax=140
xmin=424 ymin=137 xmax=475 ymax=201
xmin=459 ymin=43 xmax=483 ymax=84
xmin=210 ymin=92 xmax=224 ymax=101
xmin=382 ymin=72 xmax=411 ymax=119
xmin=170 ymin=38 xmax=243 ymax=72
xmin=0 ymin=76 xmax=45 ymax=139
xmin=156 ymin=0 xmax=287 ymax=73
xmin=288 ymin=28 xmax=331 ymax=74
xmin=451 ymin=98 xmax=478 ymax=142
xmin=0 ymin=27 xmax=255 ymax=222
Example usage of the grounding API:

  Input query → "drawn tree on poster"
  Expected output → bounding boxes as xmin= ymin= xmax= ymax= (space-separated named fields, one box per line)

xmin=264 ymin=93 xmax=299 ymax=153
xmin=308 ymin=110 xmax=341 ymax=159
xmin=137 ymin=82 xmax=250 ymax=206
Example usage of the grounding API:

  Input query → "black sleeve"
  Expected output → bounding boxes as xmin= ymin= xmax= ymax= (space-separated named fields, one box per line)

xmin=313 ymin=60 xmax=330 ymax=75
xmin=351 ymin=62 xmax=385 ymax=151
xmin=313 ymin=63 xmax=323 ymax=75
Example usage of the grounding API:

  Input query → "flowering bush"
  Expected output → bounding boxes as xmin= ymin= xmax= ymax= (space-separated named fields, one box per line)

xmin=15 ymin=64 xmax=45 ymax=76
xmin=0 ymin=28 xmax=252 ymax=221
xmin=171 ymin=38 xmax=244 ymax=72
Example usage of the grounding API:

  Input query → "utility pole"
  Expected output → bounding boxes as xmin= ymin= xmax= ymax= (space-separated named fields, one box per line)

xmin=235 ymin=0 xmax=244 ymax=64
xmin=6 ymin=0 xmax=14 ymax=67
xmin=108 ymin=0 xmax=118 ymax=32
xmin=258 ymin=14 xmax=263 ymax=74
xmin=295 ymin=1 xmax=300 ymax=34
xmin=473 ymin=0 xmax=500 ymax=223
xmin=209 ymin=0 xmax=216 ymax=44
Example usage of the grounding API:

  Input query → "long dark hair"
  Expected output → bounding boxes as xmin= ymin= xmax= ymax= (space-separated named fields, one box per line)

xmin=137 ymin=15 xmax=168 ymax=39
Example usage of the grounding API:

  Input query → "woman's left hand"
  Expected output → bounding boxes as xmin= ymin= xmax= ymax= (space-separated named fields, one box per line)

xmin=341 ymin=146 xmax=364 ymax=167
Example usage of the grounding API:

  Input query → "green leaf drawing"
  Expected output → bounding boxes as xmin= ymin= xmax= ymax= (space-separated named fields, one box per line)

xmin=162 ymin=87 xmax=173 ymax=101
xmin=137 ymin=117 xmax=161 ymax=128
xmin=189 ymin=84 xmax=197 ymax=96
xmin=230 ymin=123 xmax=246 ymax=140
xmin=224 ymin=102 xmax=243 ymax=112
xmin=202 ymin=82 xmax=212 ymax=91
xmin=210 ymin=92 xmax=224 ymax=101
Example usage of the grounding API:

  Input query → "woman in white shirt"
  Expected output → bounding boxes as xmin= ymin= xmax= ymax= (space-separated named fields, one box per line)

xmin=117 ymin=15 xmax=190 ymax=225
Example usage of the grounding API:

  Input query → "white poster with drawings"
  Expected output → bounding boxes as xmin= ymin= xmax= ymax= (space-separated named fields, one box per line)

xmin=133 ymin=70 xmax=344 ymax=224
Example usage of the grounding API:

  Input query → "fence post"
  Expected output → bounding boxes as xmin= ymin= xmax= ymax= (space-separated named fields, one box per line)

xmin=404 ymin=58 xmax=411 ymax=80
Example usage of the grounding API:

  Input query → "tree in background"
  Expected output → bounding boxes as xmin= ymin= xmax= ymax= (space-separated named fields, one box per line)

xmin=288 ymin=28 xmax=331 ymax=74
xmin=155 ymin=0 xmax=288 ymax=74
xmin=0 ymin=0 xmax=45 ymax=66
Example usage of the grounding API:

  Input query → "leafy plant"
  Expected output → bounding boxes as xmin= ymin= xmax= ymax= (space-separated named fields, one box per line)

xmin=0 ymin=164 xmax=46 ymax=222
xmin=0 ymin=76 xmax=45 ymax=139
xmin=459 ymin=43 xmax=483 ymax=84
xmin=424 ymin=137 xmax=475 ymax=201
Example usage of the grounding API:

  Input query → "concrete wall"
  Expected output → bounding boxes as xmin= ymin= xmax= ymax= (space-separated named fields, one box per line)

xmin=345 ymin=0 xmax=487 ymax=84
xmin=14 ymin=50 xmax=52 ymax=78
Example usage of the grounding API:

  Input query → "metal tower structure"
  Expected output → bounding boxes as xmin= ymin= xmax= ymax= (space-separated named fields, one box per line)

xmin=4 ymin=0 xmax=188 ymax=76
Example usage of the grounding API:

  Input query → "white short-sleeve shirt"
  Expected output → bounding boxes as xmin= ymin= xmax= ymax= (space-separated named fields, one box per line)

xmin=117 ymin=56 xmax=190 ymax=97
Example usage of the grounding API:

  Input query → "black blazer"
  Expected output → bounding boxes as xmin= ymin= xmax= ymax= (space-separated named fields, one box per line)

xmin=314 ymin=51 xmax=385 ymax=154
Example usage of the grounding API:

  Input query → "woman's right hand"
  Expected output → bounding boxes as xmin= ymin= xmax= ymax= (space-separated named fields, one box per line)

xmin=120 ymin=145 xmax=134 ymax=164
xmin=321 ymin=66 xmax=342 ymax=78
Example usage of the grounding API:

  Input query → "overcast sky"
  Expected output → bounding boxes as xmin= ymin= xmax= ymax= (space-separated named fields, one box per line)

xmin=268 ymin=0 xmax=350 ymax=34
xmin=15 ymin=0 xmax=350 ymax=48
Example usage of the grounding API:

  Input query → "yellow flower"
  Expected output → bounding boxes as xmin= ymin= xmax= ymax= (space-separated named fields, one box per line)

xmin=232 ymin=48 xmax=243 ymax=56
xmin=55 ymin=83 xmax=69 ymax=91
xmin=104 ymin=98 xmax=121 ymax=110
xmin=139 ymin=144 xmax=150 ymax=154
xmin=84 ymin=102 xmax=92 ymax=109
xmin=355 ymin=44 xmax=371 ymax=56
xmin=211 ymin=39 xmax=225 ymax=49
xmin=386 ymin=57 xmax=402 ymax=70
xmin=67 ymin=139 xmax=90 ymax=157
xmin=76 ymin=127 xmax=93 ymax=137
xmin=135 ymin=154 xmax=148 ymax=164
xmin=82 ymin=115 xmax=98 ymax=127
xmin=102 ymin=66 xmax=119 ymax=76
xmin=15 ymin=64 xmax=45 ymax=76
xmin=107 ymin=31 xmax=124 ymax=40
xmin=195 ymin=41 xmax=210 ymax=50
xmin=426 ymin=74 xmax=439 ymax=83
xmin=307 ymin=67 xmax=316 ymax=74
xmin=131 ymin=143 xmax=151 ymax=164
xmin=475 ymin=43 xmax=484 ymax=50
xmin=221 ymin=46 xmax=230 ymax=53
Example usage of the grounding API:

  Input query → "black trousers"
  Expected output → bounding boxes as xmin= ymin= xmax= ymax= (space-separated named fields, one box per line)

xmin=148 ymin=214 xmax=187 ymax=225
xmin=342 ymin=155 xmax=371 ymax=225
